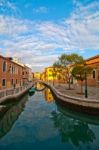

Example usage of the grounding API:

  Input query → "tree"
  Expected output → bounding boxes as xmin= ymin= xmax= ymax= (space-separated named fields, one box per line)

xmin=53 ymin=62 xmax=63 ymax=85
xmin=51 ymin=67 xmax=58 ymax=85
xmin=72 ymin=65 xmax=92 ymax=94
xmin=53 ymin=53 xmax=84 ymax=89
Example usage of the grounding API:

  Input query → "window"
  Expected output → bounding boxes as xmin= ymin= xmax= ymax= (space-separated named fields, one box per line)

xmin=3 ymin=61 xmax=7 ymax=72
xmin=2 ymin=79 xmax=6 ymax=86
xmin=12 ymin=65 xmax=14 ymax=74
xmin=93 ymin=70 xmax=96 ymax=79
xmin=98 ymin=75 xmax=99 ymax=81
xmin=16 ymin=79 xmax=17 ymax=84
xmin=11 ymin=79 xmax=14 ymax=85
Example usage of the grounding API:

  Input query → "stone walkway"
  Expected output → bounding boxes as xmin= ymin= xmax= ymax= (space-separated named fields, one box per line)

xmin=54 ymin=84 xmax=99 ymax=100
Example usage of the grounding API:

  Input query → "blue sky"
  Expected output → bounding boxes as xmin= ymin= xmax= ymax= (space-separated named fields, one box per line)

xmin=0 ymin=0 xmax=99 ymax=71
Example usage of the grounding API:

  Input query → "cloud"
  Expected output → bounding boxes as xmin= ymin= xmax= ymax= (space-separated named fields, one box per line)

xmin=33 ymin=6 xmax=48 ymax=13
xmin=0 ymin=1 xmax=99 ymax=72
xmin=0 ymin=0 xmax=18 ymax=15
xmin=0 ymin=15 xmax=28 ymax=36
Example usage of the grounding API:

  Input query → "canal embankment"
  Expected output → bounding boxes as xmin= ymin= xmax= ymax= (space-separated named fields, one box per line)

xmin=0 ymin=84 xmax=33 ymax=104
xmin=39 ymin=81 xmax=99 ymax=115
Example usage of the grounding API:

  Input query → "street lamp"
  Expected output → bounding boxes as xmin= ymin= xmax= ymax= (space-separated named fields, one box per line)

xmin=85 ymin=71 xmax=88 ymax=98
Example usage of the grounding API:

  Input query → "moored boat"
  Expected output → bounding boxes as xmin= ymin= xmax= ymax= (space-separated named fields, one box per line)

xmin=29 ymin=87 xmax=36 ymax=95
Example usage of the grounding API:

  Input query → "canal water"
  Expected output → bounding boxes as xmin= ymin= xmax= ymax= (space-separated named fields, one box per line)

xmin=0 ymin=87 xmax=99 ymax=150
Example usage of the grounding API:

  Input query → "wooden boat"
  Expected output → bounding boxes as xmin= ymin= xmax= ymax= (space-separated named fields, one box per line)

xmin=29 ymin=87 xmax=36 ymax=95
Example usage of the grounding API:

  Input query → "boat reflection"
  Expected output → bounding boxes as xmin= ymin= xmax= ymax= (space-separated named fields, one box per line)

xmin=0 ymin=95 xmax=28 ymax=139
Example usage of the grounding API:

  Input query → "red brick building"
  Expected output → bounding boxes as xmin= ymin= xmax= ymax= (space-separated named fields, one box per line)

xmin=0 ymin=55 xmax=32 ymax=90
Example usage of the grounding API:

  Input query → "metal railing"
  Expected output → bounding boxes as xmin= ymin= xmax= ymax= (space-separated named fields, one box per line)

xmin=0 ymin=84 xmax=32 ymax=99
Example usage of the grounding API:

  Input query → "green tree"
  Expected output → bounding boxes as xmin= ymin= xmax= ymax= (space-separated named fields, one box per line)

xmin=53 ymin=62 xmax=63 ymax=85
xmin=53 ymin=53 xmax=84 ymax=89
xmin=72 ymin=65 xmax=92 ymax=94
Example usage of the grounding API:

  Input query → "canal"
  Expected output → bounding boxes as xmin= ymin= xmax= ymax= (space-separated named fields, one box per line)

xmin=0 ymin=86 xmax=99 ymax=150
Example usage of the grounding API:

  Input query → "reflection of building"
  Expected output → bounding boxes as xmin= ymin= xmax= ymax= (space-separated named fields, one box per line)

xmin=44 ymin=88 xmax=54 ymax=103
xmin=85 ymin=55 xmax=99 ymax=87
xmin=0 ymin=95 xmax=28 ymax=139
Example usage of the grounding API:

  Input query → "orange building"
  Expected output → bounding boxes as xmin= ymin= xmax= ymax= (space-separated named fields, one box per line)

xmin=0 ymin=55 xmax=32 ymax=90
xmin=0 ymin=55 xmax=24 ymax=90
xmin=85 ymin=55 xmax=99 ymax=87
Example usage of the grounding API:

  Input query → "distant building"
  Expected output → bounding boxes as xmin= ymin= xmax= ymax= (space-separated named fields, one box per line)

xmin=40 ymin=72 xmax=45 ymax=81
xmin=34 ymin=72 xmax=41 ymax=80
xmin=44 ymin=67 xmax=65 ymax=84
xmin=22 ymin=65 xmax=33 ymax=85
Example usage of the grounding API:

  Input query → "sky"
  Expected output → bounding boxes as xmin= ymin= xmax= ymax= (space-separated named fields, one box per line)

xmin=0 ymin=0 xmax=99 ymax=72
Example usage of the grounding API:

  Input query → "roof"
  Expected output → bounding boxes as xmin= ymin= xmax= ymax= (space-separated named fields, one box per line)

xmin=85 ymin=55 xmax=99 ymax=61
xmin=0 ymin=55 xmax=24 ymax=68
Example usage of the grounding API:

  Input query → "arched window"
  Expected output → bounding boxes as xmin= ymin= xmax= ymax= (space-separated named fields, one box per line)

xmin=3 ymin=61 xmax=7 ymax=72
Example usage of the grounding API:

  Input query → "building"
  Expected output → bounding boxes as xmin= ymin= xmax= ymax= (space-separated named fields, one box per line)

xmin=0 ymin=55 xmax=33 ymax=90
xmin=40 ymin=71 xmax=45 ymax=81
xmin=85 ymin=55 xmax=99 ymax=87
xmin=44 ymin=67 xmax=65 ymax=84
xmin=34 ymin=72 xmax=41 ymax=80
xmin=0 ymin=55 xmax=24 ymax=90
xmin=11 ymin=57 xmax=33 ymax=85
xmin=22 ymin=65 xmax=33 ymax=85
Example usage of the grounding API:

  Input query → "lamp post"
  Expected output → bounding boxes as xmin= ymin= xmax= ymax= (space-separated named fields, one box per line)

xmin=85 ymin=71 xmax=88 ymax=98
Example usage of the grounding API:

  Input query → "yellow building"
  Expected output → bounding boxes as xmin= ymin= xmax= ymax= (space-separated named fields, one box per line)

xmin=34 ymin=72 xmax=41 ymax=80
xmin=44 ymin=67 xmax=57 ymax=83
xmin=40 ymin=72 xmax=45 ymax=81
xmin=44 ymin=66 xmax=65 ymax=84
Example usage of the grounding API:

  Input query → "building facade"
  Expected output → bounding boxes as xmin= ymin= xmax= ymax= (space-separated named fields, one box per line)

xmin=0 ymin=55 xmax=33 ymax=90
xmin=0 ymin=55 xmax=23 ymax=90
xmin=85 ymin=55 xmax=99 ymax=87
xmin=44 ymin=67 xmax=65 ymax=84
xmin=34 ymin=72 xmax=41 ymax=80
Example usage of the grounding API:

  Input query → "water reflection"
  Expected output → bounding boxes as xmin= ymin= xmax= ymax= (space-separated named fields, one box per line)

xmin=0 ymin=87 xmax=99 ymax=150
xmin=43 ymin=88 xmax=99 ymax=149
xmin=43 ymin=88 xmax=54 ymax=103
xmin=0 ymin=95 xmax=28 ymax=139
xmin=51 ymin=110 xmax=95 ymax=147
xmin=35 ymin=83 xmax=46 ymax=91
